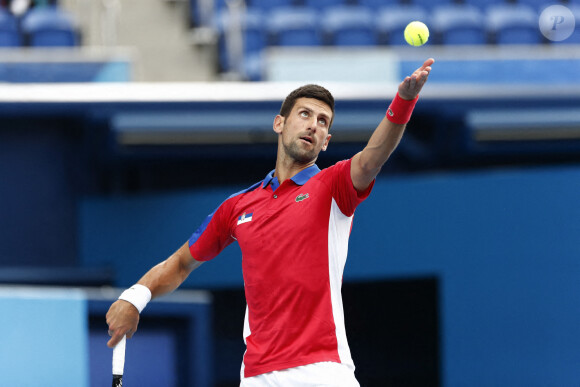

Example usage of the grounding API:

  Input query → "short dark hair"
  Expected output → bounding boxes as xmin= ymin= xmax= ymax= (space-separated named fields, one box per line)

xmin=279 ymin=84 xmax=335 ymax=128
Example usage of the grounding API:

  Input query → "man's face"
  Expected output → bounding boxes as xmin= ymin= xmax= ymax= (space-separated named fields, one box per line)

xmin=274 ymin=97 xmax=333 ymax=164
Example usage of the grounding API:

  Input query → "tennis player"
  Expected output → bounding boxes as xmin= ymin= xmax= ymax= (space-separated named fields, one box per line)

xmin=106 ymin=58 xmax=434 ymax=386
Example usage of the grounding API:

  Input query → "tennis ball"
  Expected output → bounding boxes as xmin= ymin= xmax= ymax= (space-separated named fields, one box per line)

xmin=404 ymin=21 xmax=429 ymax=46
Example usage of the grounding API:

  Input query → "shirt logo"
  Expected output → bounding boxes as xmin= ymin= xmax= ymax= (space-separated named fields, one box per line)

xmin=237 ymin=211 xmax=253 ymax=225
xmin=295 ymin=193 xmax=309 ymax=203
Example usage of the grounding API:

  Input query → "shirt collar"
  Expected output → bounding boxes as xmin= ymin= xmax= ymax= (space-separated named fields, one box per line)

xmin=262 ymin=164 xmax=321 ymax=190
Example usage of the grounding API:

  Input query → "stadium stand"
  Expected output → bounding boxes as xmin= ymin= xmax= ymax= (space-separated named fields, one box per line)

xmin=0 ymin=6 xmax=20 ymax=46
xmin=21 ymin=5 xmax=79 ymax=47
xmin=303 ymin=0 xmax=348 ymax=12
xmin=517 ymin=0 xmax=566 ymax=11
xmin=357 ymin=0 xmax=398 ymax=7
xmin=570 ymin=4 xmax=580 ymax=37
xmin=376 ymin=5 xmax=429 ymax=45
xmin=214 ymin=8 xmax=265 ymax=72
xmin=8 ymin=0 xmax=574 ymax=81
xmin=267 ymin=6 xmax=321 ymax=47
xmin=202 ymin=0 xmax=580 ymax=80
xmin=249 ymin=0 xmax=294 ymax=11
xmin=462 ymin=0 xmax=506 ymax=7
xmin=321 ymin=5 xmax=377 ymax=46
xmin=432 ymin=4 xmax=487 ymax=45
xmin=408 ymin=0 xmax=452 ymax=10
xmin=486 ymin=3 xmax=542 ymax=44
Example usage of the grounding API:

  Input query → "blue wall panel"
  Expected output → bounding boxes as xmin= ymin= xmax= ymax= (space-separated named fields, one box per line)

xmin=80 ymin=186 xmax=246 ymax=288
xmin=0 ymin=127 xmax=79 ymax=266
xmin=348 ymin=167 xmax=580 ymax=386
xmin=89 ymin=330 xmax=177 ymax=387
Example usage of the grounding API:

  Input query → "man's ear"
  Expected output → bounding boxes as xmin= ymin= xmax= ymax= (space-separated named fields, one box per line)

xmin=321 ymin=134 xmax=332 ymax=151
xmin=273 ymin=115 xmax=284 ymax=134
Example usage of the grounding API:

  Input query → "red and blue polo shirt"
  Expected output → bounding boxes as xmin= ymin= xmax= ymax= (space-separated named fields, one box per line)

xmin=189 ymin=158 xmax=373 ymax=378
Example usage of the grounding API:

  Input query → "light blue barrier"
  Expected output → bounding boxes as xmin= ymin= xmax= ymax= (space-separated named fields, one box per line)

xmin=401 ymin=58 xmax=580 ymax=84
xmin=0 ymin=287 xmax=88 ymax=387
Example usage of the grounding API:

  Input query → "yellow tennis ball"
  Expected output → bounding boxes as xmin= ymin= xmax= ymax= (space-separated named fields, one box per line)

xmin=404 ymin=21 xmax=429 ymax=46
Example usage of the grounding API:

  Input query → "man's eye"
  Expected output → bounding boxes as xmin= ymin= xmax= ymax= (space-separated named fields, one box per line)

xmin=300 ymin=111 xmax=308 ymax=117
xmin=319 ymin=119 xmax=327 ymax=126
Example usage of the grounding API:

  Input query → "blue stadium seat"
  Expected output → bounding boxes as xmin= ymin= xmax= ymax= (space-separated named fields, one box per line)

xmin=322 ymin=5 xmax=376 ymax=46
xmin=357 ymin=0 xmax=399 ymax=8
xmin=557 ymin=4 xmax=580 ymax=43
xmin=408 ymin=0 xmax=451 ymax=11
xmin=242 ymin=52 xmax=264 ymax=81
xmin=21 ymin=5 xmax=79 ymax=47
xmin=191 ymin=0 xmax=226 ymax=26
xmin=240 ymin=12 xmax=266 ymax=55
xmin=248 ymin=0 xmax=294 ymax=12
xmin=375 ymin=5 xmax=428 ymax=45
xmin=213 ymin=0 xmax=228 ymax=11
xmin=462 ymin=0 xmax=505 ymax=8
xmin=267 ymin=7 xmax=321 ymax=46
xmin=303 ymin=0 xmax=348 ymax=12
xmin=517 ymin=0 xmax=565 ymax=12
xmin=486 ymin=4 xmax=541 ymax=44
xmin=432 ymin=4 xmax=487 ymax=45
xmin=0 ymin=7 xmax=21 ymax=46
xmin=214 ymin=9 xmax=266 ymax=72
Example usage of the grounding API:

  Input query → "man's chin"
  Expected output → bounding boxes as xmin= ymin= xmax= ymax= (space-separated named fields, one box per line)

xmin=285 ymin=144 xmax=319 ymax=163
xmin=295 ymin=153 xmax=319 ymax=164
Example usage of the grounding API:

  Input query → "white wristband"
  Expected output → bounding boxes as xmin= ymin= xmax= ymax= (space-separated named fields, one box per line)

xmin=118 ymin=284 xmax=152 ymax=313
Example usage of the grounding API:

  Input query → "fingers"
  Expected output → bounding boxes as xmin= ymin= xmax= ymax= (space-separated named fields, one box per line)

xmin=107 ymin=325 xmax=137 ymax=347
xmin=403 ymin=70 xmax=429 ymax=89
xmin=419 ymin=57 xmax=435 ymax=71
xmin=409 ymin=68 xmax=431 ymax=88
xmin=107 ymin=329 xmax=126 ymax=348
xmin=409 ymin=75 xmax=417 ymax=90
xmin=414 ymin=70 xmax=430 ymax=85
xmin=413 ymin=67 xmax=431 ymax=82
xmin=106 ymin=300 xmax=140 ymax=348
xmin=412 ymin=58 xmax=434 ymax=81
xmin=398 ymin=59 xmax=432 ymax=100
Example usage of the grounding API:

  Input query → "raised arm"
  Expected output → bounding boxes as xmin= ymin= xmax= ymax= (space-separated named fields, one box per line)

xmin=351 ymin=58 xmax=434 ymax=192
xmin=106 ymin=241 xmax=202 ymax=347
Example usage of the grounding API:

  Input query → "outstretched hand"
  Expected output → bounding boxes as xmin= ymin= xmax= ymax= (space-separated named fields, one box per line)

xmin=398 ymin=58 xmax=434 ymax=101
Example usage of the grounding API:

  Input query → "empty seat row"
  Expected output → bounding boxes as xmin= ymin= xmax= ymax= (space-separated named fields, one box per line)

xmin=210 ymin=0 xmax=575 ymax=13
xmin=215 ymin=3 xmax=580 ymax=56
xmin=0 ymin=5 xmax=79 ymax=47
xmin=193 ymin=0 xmax=576 ymax=28
xmin=214 ymin=2 xmax=580 ymax=80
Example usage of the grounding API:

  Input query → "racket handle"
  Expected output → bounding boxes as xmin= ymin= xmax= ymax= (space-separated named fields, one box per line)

xmin=112 ymin=335 xmax=126 ymax=386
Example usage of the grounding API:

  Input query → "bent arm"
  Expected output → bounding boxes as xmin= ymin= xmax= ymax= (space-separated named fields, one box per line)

xmin=137 ymin=241 xmax=203 ymax=299
xmin=106 ymin=242 xmax=202 ymax=347
xmin=351 ymin=58 xmax=434 ymax=192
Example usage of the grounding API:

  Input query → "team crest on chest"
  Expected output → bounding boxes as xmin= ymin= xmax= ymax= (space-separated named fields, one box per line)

xmin=295 ymin=193 xmax=309 ymax=203
xmin=237 ymin=210 xmax=253 ymax=225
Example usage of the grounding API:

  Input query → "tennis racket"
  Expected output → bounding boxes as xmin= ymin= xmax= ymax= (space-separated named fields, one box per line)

xmin=112 ymin=335 xmax=126 ymax=387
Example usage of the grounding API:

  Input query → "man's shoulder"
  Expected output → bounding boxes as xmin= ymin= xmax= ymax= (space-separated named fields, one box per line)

xmin=225 ymin=180 xmax=263 ymax=202
xmin=315 ymin=158 xmax=352 ymax=179
xmin=210 ymin=180 xmax=264 ymax=214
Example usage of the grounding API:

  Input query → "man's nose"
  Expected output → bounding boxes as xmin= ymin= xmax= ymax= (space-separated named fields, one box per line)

xmin=308 ymin=117 xmax=318 ymax=131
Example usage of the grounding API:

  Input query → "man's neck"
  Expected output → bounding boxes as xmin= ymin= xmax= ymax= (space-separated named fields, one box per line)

xmin=273 ymin=156 xmax=316 ymax=184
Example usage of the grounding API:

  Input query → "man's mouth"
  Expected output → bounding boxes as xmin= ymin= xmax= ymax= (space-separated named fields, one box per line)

xmin=300 ymin=136 xmax=313 ymax=144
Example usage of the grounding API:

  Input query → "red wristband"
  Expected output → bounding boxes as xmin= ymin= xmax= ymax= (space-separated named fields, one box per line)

xmin=386 ymin=93 xmax=419 ymax=125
